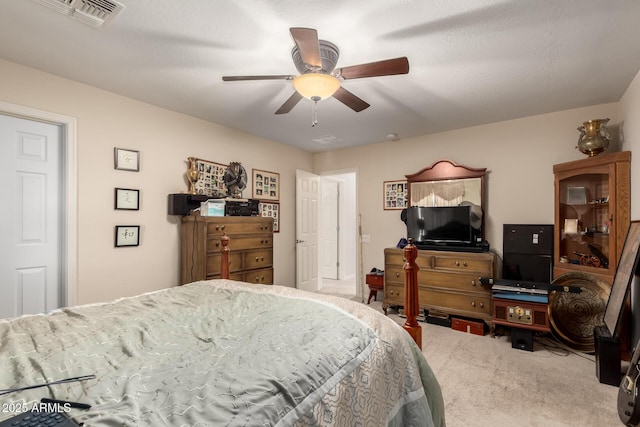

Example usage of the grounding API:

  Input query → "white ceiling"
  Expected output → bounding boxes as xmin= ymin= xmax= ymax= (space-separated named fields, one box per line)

xmin=1 ymin=0 xmax=640 ymax=153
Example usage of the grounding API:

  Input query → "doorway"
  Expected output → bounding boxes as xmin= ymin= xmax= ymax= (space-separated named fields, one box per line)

xmin=318 ymin=171 xmax=358 ymax=297
xmin=0 ymin=102 xmax=77 ymax=318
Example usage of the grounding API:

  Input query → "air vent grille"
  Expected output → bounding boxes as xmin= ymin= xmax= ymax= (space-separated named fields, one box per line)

xmin=312 ymin=135 xmax=343 ymax=146
xmin=32 ymin=0 xmax=125 ymax=28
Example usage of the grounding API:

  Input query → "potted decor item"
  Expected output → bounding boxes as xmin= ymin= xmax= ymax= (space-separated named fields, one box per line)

xmin=576 ymin=118 xmax=610 ymax=157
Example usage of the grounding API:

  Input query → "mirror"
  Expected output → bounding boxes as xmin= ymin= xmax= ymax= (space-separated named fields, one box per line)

xmin=406 ymin=160 xmax=486 ymax=239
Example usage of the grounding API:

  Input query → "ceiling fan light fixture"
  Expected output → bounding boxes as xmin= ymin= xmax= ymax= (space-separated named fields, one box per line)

xmin=292 ymin=73 xmax=340 ymax=100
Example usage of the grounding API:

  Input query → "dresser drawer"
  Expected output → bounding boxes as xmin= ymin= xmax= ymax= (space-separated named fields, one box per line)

xmin=243 ymin=249 xmax=273 ymax=270
xmin=385 ymin=251 xmax=432 ymax=270
xmin=420 ymin=289 xmax=491 ymax=316
xmin=206 ymin=220 xmax=272 ymax=236
xmin=384 ymin=268 xmax=404 ymax=285
xmin=385 ymin=251 xmax=405 ymax=266
xmin=432 ymin=254 xmax=493 ymax=273
xmin=425 ymin=271 xmax=488 ymax=292
xmin=206 ymin=252 xmax=243 ymax=275
xmin=243 ymin=268 xmax=273 ymax=285
xmin=384 ymin=283 xmax=404 ymax=304
xmin=207 ymin=235 xmax=272 ymax=252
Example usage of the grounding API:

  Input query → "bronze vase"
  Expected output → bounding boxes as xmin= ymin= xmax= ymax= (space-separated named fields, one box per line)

xmin=576 ymin=118 xmax=610 ymax=157
xmin=186 ymin=157 xmax=199 ymax=194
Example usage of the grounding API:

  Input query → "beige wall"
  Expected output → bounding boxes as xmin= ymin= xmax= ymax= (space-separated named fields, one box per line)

xmin=0 ymin=59 xmax=313 ymax=304
xmin=314 ymin=102 xmax=633 ymax=274
xmin=2 ymin=57 xmax=639 ymax=305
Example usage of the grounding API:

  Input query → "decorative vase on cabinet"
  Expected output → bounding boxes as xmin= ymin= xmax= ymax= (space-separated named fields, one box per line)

xmin=553 ymin=151 xmax=631 ymax=285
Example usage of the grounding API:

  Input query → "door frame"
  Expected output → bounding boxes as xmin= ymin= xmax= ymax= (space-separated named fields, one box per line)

xmin=319 ymin=168 xmax=361 ymax=298
xmin=0 ymin=101 xmax=78 ymax=307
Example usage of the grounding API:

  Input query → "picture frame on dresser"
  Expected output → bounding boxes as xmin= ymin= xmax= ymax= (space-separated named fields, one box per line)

xmin=114 ymin=188 xmax=140 ymax=210
xmin=114 ymin=147 xmax=140 ymax=171
xmin=383 ymin=180 xmax=408 ymax=210
xmin=252 ymin=169 xmax=280 ymax=201
xmin=115 ymin=225 xmax=140 ymax=247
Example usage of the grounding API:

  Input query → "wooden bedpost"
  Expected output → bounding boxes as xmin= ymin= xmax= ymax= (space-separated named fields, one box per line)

xmin=221 ymin=233 xmax=230 ymax=279
xmin=402 ymin=238 xmax=422 ymax=349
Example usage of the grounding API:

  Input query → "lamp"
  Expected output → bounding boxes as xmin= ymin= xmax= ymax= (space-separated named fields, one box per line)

xmin=292 ymin=73 xmax=340 ymax=100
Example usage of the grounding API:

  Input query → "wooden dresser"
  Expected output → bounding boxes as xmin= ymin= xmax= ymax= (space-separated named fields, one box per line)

xmin=383 ymin=248 xmax=496 ymax=325
xmin=180 ymin=215 xmax=273 ymax=285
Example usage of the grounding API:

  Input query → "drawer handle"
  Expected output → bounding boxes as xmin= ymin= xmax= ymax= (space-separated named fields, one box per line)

xmin=395 ymin=272 xmax=400 ymax=278
xmin=455 ymin=261 xmax=468 ymax=267
xmin=471 ymin=280 xmax=476 ymax=286
xmin=255 ymin=256 xmax=264 ymax=262
xmin=471 ymin=301 xmax=476 ymax=307
xmin=479 ymin=302 xmax=484 ymax=308
xmin=215 ymin=225 xmax=226 ymax=231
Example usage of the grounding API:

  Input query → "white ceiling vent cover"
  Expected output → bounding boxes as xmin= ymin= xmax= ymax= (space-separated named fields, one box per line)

xmin=312 ymin=135 xmax=343 ymax=146
xmin=32 ymin=0 xmax=125 ymax=29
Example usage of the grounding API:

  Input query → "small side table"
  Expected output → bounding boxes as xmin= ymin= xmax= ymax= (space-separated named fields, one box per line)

xmin=366 ymin=274 xmax=384 ymax=304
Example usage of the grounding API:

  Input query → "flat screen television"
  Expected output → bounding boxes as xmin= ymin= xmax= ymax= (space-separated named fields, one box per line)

xmin=406 ymin=205 xmax=474 ymax=246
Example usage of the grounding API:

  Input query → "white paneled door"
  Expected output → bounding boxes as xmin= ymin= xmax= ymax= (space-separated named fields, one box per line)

xmin=0 ymin=114 xmax=62 ymax=318
xmin=321 ymin=178 xmax=339 ymax=280
xmin=296 ymin=169 xmax=319 ymax=292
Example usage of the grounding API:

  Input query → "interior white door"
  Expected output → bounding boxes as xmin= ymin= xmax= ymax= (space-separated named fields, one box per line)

xmin=0 ymin=114 xmax=62 ymax=318
xmin=296 ymin=169 xmax=319 ymax=292
xmin=321 ymin=179 xmax=339 ymax=279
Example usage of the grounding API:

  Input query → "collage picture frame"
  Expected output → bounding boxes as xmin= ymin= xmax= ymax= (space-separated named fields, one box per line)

xmin=383 ymin=180 xmax=408 ymax=210
xmin=259 ymin=202 xmax=280 ymax=232
xmin=252 ymin=169 xmax=280 ymax=201
xmin=194 ymin=158 xmax=228 ymax=197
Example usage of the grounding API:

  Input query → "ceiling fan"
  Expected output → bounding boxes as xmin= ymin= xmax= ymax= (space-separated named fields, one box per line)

xmin=222 ymin=27 xmax=409 ymax=119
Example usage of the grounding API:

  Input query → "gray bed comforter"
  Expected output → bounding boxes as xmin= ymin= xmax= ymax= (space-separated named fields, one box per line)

xmin=0 ymin=279 xmax=445 ymax=426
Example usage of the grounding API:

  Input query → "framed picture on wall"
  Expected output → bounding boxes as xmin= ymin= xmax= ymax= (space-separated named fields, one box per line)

xmin=259 ymin=202 xmax=280 ymax=232
xmin=114 ymin=147 xmax=140 ymax=171
xmin=114 ymin=188 xmax=140 ymax=210
xmin=194 ymin=158 xmax=227 ymax=197
xmin=252 ymin=169 xmax=280 ymax=201
xmin=383 ymin=180 xmax=408 ymax=210
xmin=115 ymin=225 xmax=140 ymax=247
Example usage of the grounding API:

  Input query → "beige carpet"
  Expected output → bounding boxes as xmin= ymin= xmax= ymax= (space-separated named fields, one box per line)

xmin=327 ymin=289 xmax=622 ymax=427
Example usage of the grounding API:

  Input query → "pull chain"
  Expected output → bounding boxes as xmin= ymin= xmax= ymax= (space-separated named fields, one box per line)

xmin=311 ymin=96 xmax=320 ymax=127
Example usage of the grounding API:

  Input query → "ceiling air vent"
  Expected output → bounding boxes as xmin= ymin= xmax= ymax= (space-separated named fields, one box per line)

xmin=32 ymin=0 xmax=125 ymax=29
xmin=312 ymin=135 xmax=344 ymax=146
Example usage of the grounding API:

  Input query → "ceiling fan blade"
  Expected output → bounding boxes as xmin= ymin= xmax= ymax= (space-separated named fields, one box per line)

xmin=332 ymin=87 xmax=370 ymax=112
xmin=275 ymin=91 xmax=304 ymax=114
xmin=222 ymin=75 xmax=294 ymax=81
xmin=290 ymin=27 xmax=322 ymax=69
xmin=337 ymin=57 xmax=409 ymax=80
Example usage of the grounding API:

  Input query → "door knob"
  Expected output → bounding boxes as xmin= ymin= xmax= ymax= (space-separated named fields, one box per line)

xmin=296 ymin=239 xmax=305 ymax=243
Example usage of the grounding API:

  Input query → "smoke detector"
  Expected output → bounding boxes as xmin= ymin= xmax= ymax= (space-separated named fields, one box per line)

xmin=32 ymin=0 xmax=125 ymax=29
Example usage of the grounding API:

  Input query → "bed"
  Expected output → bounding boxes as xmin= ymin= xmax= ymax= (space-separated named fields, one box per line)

xmin=0 ymin=238 xmax=445 ymax=426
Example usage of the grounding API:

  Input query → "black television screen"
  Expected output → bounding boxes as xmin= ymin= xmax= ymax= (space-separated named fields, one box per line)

xmin=406 ymin=206 xmax=472 ymax=244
